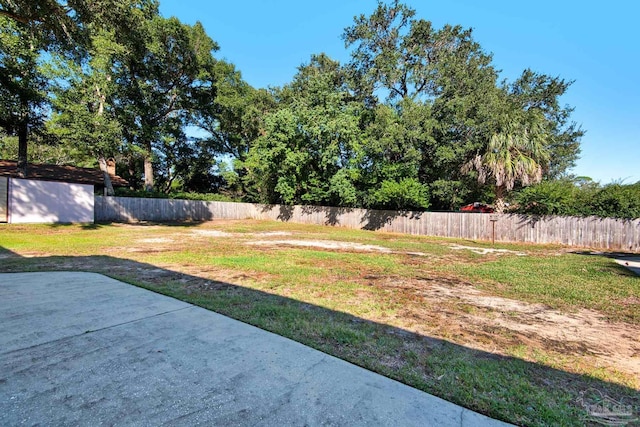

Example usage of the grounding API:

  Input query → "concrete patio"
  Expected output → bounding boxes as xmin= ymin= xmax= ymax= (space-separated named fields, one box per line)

xmin=0 ymin=272 xmax=511 ymax=426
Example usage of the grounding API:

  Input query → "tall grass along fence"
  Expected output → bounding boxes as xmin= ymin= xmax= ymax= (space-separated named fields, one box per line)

xmin=95 ymin=196 xmax=640 ymax=251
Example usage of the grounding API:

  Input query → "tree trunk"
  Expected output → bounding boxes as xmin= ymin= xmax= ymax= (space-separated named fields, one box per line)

xmin=163 ymin=167 xmax=175 ymax=194
xmin=143 ymin=154 xmax=154 ymax=192
xmin=128 ymin=156 xmax=137 ymax=190
xmin=98 ymin=156 xmax=115 ymax=196
xmin=17 ymin=119 xmax=28 ymax=178
xmin=494 ymin=185 xmax=506 ymax=214
xmin=94 ymin=84 xmax=115 ymax=196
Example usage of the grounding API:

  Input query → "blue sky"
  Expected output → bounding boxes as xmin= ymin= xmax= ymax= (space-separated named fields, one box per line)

xmin=160 ymin=0 xmax=639 ymax=184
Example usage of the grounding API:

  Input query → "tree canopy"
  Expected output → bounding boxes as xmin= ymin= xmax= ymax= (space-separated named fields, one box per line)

xmin=0 ymin=1 xmax=602 ymax=216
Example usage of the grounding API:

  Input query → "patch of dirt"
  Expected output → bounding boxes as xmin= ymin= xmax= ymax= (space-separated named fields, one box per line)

xmin=109 ymin=223 xmax=165 ymax=230
xmin=138 ymin=237 xmax=175 ymax=244
xmin=365 ymin=276 xmax=640 ymax=380
xmin=247 ymin=239 xmax=394 ymax=253
xmin=121 ymin=247 xmax=174 ymax=253
xmin=16 ymin=251 xmax=53 ymax=258
xmin=178 ymin=265 xmax=274 ymax=286
xmin=449 ymin=244 xmax=527 ymax=256
xmin=188 ymin=229 xmax=293 ymax=239
xmin=189 ymin=230 xmax=233 ymax=238
xmin=435 ymin=284 xmax=639 ymax=376
xmin=255 ymin=231 xmax=293 ymax=237
xmin=103 ymin=229 xmax=302 ymax=255
xmin=247 ymin=239 xmax=428 ymax=257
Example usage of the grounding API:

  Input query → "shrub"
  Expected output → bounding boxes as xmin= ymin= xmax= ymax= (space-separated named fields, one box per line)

xmin=113 ymin=188 xmax=236 ymax=202
xmin=368 ymin=178 xmax=430 ymax=210
xmin=588 ymin=182 xmax=640 ymax=219
xmin=514 ymin=179 xmax=640 ymax=219
xmin=514 ymin=180 xmax=583 ymax=216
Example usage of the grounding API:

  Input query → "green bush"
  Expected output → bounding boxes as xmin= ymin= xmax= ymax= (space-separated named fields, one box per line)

xmin=514 ymin=179 xmax=640 ymax=219
xmin=113 ymin=188 xmax=236 ymax=202
xmin=368 ymin=178 xmax=430 ymax=210
xmin=169 ymin=192 xmax=236 ymax=202
xmin=113 ymin=188 xmax=168 ymax=199
xmin=514 ymin=180 xmax=584 ymax=216
xmin=588 ymin=183 xmax=640 ymax=219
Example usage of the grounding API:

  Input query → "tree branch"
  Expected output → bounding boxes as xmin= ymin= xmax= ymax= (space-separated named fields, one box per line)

xmin=0 ymin=9 xmax=32 ymax=24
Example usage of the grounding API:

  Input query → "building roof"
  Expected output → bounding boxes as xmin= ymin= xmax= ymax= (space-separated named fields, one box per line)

xmin=0 ymin=160 xmax=129 ymax=187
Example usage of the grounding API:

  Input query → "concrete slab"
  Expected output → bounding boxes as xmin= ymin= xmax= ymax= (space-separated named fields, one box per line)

xmin=0 ymin=272 xmax=511 ymax=426
xmin=0 ymin=272 xmax=191 ymax=353
xmin=615 ymin=256 xmax=640 ymax=276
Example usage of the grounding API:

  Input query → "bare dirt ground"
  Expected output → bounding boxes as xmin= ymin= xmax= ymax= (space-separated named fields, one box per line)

xmin=248 ymin=239 xmax=396 ymax=253
xmin=371 ymin=277 xmax=640 ymax=380
xmin=449 ymin=244 xmax=527 ymax=256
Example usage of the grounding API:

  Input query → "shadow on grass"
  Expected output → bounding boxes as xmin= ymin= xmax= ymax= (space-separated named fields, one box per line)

xmin=0 ymin=249 xmax=638 ymax=426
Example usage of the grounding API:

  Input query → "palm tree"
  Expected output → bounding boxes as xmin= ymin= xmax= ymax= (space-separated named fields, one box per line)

xmin=464 ymin=116 xmax=550 ymax=213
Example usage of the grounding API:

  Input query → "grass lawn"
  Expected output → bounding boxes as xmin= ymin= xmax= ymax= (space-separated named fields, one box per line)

xmin=1 ymin=220 xmax=638 ymax=426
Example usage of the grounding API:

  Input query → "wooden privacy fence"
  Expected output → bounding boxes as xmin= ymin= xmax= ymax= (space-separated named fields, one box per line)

xmin=95 ymin=196 xmax=640 ymax=251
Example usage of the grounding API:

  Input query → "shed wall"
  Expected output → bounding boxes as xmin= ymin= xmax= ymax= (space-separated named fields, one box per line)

xmin=9 ymin=178 xmax=94 ymax=223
